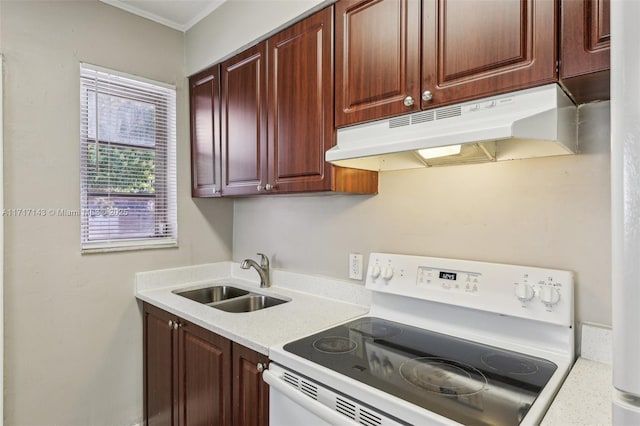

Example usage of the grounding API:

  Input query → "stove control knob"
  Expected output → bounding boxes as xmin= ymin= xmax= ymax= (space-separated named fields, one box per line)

xmin=382 ymin=266 xmax=394 ymax=281
xmin=515 ymin=283 xmax=535 ymax=302
xmin=539 ymin=286 xmax=561 ymax=307
xmin=371 ymin=265 xmax=381 ymax=279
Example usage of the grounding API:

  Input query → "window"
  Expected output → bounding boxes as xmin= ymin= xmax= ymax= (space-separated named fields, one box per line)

xmin=80 ymin=64 xmax=177 ymax=251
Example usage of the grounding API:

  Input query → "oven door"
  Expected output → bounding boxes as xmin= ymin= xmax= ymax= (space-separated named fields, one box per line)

xmin=264 ymin=363 xmax=404 ymax=426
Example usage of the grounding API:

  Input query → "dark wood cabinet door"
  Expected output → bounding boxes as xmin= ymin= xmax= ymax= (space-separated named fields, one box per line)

xmin=267 ymin=7 xmax=334 ymax=193
xmin=143 ymin=303 xmax=178 ymax=426
xmin=221 ymin=43 xmax=268 ymax=196
xmin=335 ymin=0 xmax=421 ymax=127
xmin=178 ymin=321 xmax=232 ymax=426
xmin=190 ymin=65 xmax=222 ymax=198
xmin=232 ymin=343 xmax=269 ymax=426
xmin=560 ymin=0 xmax=610 ymax=103
xmin=422 ymin=0 xmax=557 ymax=108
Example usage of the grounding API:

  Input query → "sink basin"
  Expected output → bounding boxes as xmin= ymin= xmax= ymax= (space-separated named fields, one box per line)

xmin=213 ymin=295 xmax=289 ymax=313
xmin=173 ymin=285 xmax=249 ymax=304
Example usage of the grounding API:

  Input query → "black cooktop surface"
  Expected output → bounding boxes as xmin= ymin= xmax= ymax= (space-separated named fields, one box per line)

xmin=284 ymin=317 xmax=557 ymax=426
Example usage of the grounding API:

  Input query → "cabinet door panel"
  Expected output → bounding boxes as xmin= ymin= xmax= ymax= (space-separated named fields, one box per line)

xmin=423 ymin=0 xmax=557 ymax=107
xmin=232 ymin=343 xmax=269 ymax=426
xmin=335 ymin=0 xmax=421 ymax=126
xmin=268 ymin=6 xmax=334 ymax=192
xmin=144 ymin=303 xmax=177 ymax=426
xmin=587 ymin=0 xmax=610 ymax=50
xmin=562 ymin=0 xmax=610 ymax=78
xmin=190 ymin=65 xmax=221 ymax=198
xmin=560 ymin=0 xmax=610 ymax=103
xmin=179 ymin=322 xmax=232 ymax=426
xmin=221 ymin=44 xmax=268 ymax=196
xmin=440 ymin=1 xmax=526 ymax=80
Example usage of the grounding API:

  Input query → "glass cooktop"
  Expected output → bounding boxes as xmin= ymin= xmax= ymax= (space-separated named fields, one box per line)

xmin=284 ymin=317 xmax=557 ymax=426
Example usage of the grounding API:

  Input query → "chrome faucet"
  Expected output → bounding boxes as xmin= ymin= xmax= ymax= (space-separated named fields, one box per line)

xmin=240 ymin=253 xmax=271 ymax=288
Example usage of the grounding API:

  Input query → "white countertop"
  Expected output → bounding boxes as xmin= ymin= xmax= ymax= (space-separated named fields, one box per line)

xmin=541 ymin=323 xmax=613 ymax=425
xmin=541 ymin=358 xmax=612 ymax=426
xmin=135 ymin=261 xmax=371 ymax=355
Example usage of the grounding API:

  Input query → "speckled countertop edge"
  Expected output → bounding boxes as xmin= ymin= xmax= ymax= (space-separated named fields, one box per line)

xmin=541 ymin=323 xmax=612 ymax=425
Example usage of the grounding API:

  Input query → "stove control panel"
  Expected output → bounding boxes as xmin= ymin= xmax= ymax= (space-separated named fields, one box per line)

xmin=366 ymin=253 xmax=574 ymax=327
xmin=416 ymin=266 xmax=482 ymax=293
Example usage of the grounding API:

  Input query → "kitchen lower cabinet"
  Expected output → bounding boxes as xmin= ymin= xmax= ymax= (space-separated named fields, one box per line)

xmin=143 ymin=303 xmax=268 ymax=426
xmin=233 ymin=342 xmax=270 ymax=426
xmin=335 ymin=0 xmax=557 ymax=126
xmin=144 ymin=303 xmax=178 ymax=426
xmin=560 ymin=0 xmax=610 ymax=103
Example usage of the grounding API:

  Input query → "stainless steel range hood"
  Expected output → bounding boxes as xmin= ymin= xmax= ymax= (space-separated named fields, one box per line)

xmin=327 ymin=84 xmax=578 ymax=171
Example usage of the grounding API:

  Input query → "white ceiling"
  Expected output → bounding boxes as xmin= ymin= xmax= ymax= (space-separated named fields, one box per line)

xmin=99 ymin=0 xmax=226 ymax=32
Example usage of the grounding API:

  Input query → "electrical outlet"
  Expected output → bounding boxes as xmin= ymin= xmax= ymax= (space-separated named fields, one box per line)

xmin=349 ymin=253 xmax=364 ymax=280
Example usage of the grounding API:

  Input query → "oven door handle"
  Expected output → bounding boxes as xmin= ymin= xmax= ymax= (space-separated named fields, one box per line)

xmin=263 ymin=369 xmax=359 ymax=426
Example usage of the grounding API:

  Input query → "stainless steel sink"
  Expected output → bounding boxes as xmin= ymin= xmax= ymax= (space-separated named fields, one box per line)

xmin=173 ymin=284 xmax=289 ymax=313
xmin=212 ymin=295 xmax=289 ymax=313
xmin=173 ymin=285 xmax=249 ymax=304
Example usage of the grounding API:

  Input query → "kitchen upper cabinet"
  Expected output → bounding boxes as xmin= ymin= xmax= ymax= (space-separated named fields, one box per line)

xmin=221 ymin=43 xmax=268 ymax=196
xmin=218 ymin=7 xmax=377 ymax=195
xmin=232 ymin=342 xmax=270 ymax=426
xmin=335 ymin=0 xmax=557 ymax=126
xmin=422 ymin=0 xmax=557 ymax=108
xmin=335 ymin=0 xmax=421 ymax=127
xmin=268 ymin=7 xmax=338 ymax=193
xmin=143 ymin=303 xmax=235 ymax=426
xmin=560 ymin=0 xmax=610 ymax=103
xmin=189 ymin=65 xmax=222 ymax=198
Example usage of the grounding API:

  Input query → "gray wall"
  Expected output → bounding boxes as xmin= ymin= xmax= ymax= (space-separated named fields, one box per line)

xmin=1 ymin=1 xmax=233 ymax=424
xmin=234 ymin=102 xmax=612 ymax=327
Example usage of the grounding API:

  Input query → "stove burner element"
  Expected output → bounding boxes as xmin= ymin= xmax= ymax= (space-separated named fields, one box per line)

xmin=481 ymin=352 xmax=539 ymax=375
xmin=349 ymin=320 xmax=402 ymax=339
xmin=400 ymin=357 xmax=488 ymax=396
xmin=312 ymin=336 xmax=358 ymax=354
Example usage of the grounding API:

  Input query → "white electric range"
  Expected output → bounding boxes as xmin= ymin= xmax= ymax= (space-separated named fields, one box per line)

xmin=264 ymin=253 xmax=574 ymax=426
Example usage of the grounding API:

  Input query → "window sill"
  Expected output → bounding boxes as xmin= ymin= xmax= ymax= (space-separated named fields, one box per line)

xmin=81 ymin=239 xmax=178 ymax=254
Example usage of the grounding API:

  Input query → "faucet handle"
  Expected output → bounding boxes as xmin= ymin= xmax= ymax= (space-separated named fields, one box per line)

xmin=256 ymin=252 xmax=269 ymax=269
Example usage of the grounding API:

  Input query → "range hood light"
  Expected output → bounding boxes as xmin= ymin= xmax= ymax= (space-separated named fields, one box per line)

xmin=418 ymin=144 xmax=462 ymax=160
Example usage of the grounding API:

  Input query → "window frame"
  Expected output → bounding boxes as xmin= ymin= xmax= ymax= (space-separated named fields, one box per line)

xmin=79 ymin=63 xmax=178 ymax=253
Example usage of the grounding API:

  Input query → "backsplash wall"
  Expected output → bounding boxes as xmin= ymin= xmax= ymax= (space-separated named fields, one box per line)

xmin=233 ymin=102 xmax=611 ymax=326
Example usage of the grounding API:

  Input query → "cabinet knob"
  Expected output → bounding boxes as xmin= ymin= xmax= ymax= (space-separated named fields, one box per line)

xmin=403 ymin=96 xmax=415 ymax=107
xmin=256 ymin=363 xmax=265 ymax=373
xmin=257 ymin=185 xmax=264 ymax=191
xmin=212 ymin=185 xmax=219 ymax=194
xmin=265 ymin=184 xmax=274 ymax=191
xmin=168 ymin=320 xmax=174 ymax=328
xmin=422 ymin=90 xmax=433 ymax=101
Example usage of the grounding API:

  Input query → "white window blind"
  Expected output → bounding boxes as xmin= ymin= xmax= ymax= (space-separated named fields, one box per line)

xmin=80 ymin=64 xmax=177 ymax=251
